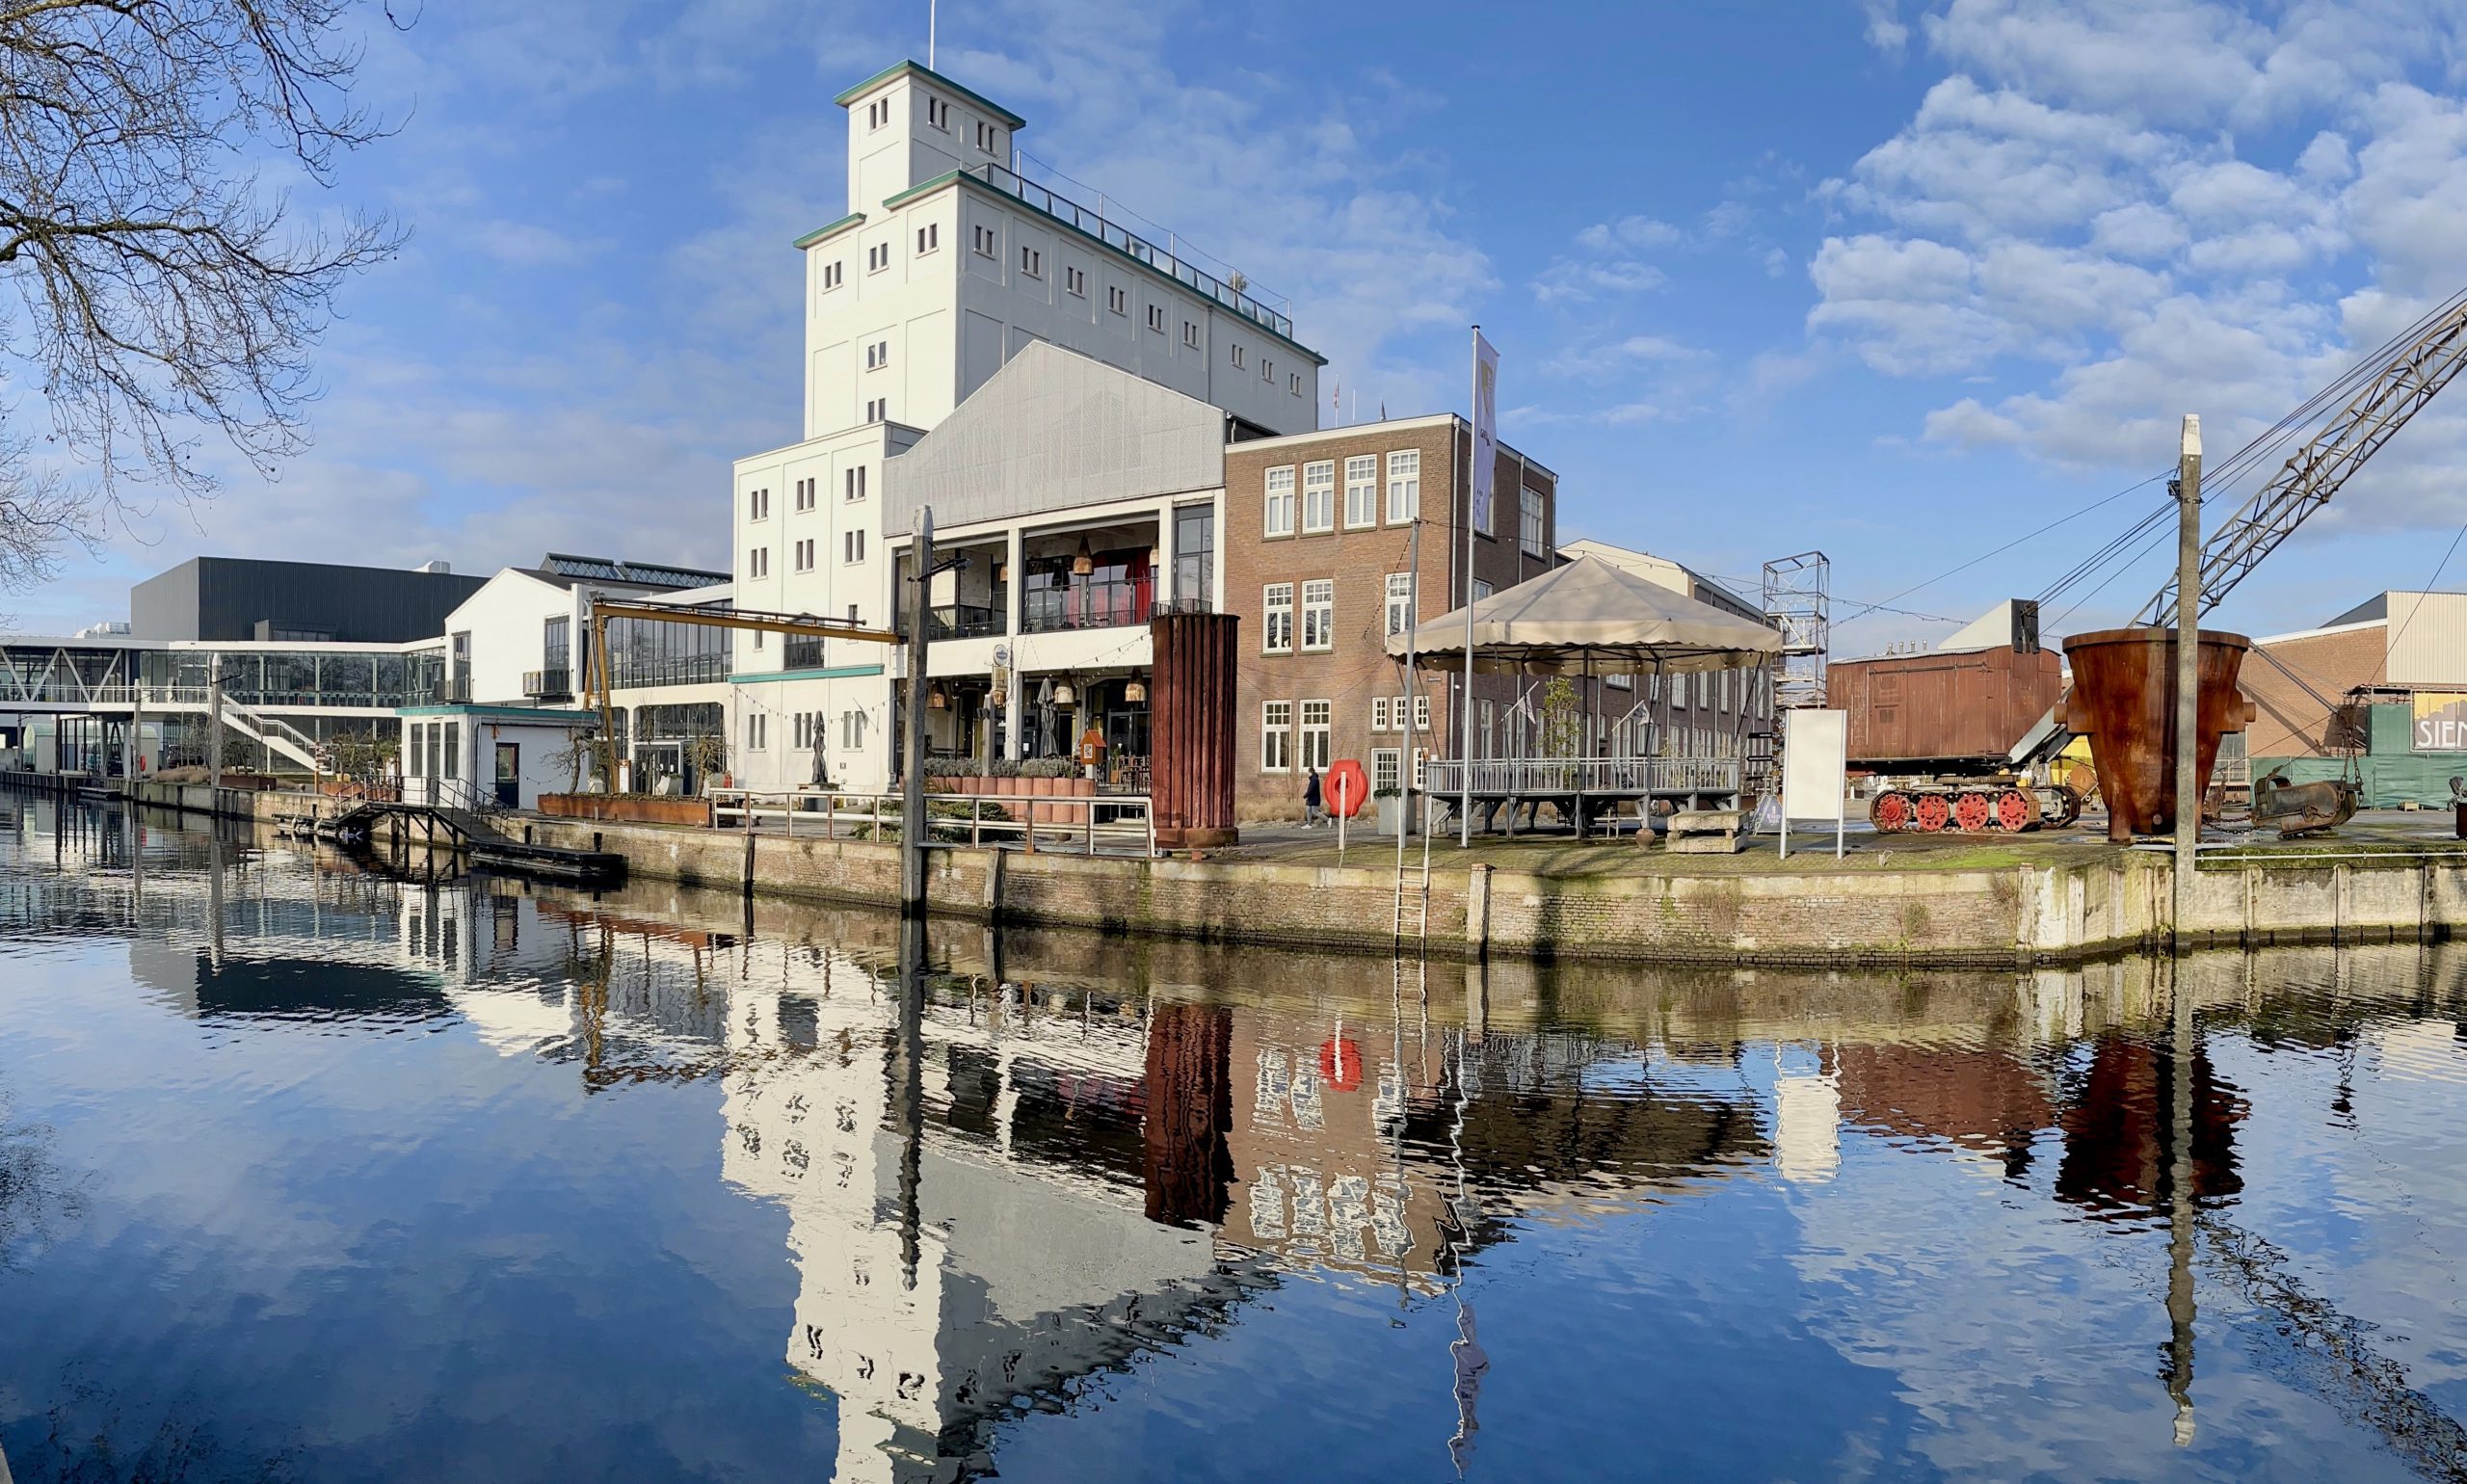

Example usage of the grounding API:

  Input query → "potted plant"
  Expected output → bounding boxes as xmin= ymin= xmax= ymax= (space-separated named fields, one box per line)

xmin=1374 ymin=785 xmax=1407 ymax=836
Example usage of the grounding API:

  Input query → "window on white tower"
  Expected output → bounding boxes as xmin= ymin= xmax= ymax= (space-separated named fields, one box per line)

xmin=1146 ymin=304 xmax=1165 ymax=333
xmin=821 ymin=261 xmax=843 ymax=290
xmin=1107 ymin=284 xmax=1127 ymax=315
xmin=927 ymin=97 xmax=949 ymax=130
xmin=843 ymin=530 xmax=866 ymax=564
xmin=972 ymin=224 xmax=997 ymax=257
xmin=845 ymin=465 xmax=866 ymax=501
xmin=915 ymin=223 xmax=938 ymax=254
xmin=1065 ymin=264 xmax=1086 ymax=297
xmin=1019 ymin=245 xmax=1042 ymax=278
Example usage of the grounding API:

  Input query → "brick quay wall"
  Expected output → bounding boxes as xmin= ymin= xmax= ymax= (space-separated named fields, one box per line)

xmin=97 ymin=780 xmax=2467 ymax=967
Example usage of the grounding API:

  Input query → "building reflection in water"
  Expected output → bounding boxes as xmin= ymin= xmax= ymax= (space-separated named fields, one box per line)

xmin=14 ymin=785 xmax=2467 ymax=1480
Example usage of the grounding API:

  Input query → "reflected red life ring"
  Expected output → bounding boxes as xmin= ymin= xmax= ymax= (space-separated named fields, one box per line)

xmin=1318 ymin=1036 xmax=1364 ymax=1092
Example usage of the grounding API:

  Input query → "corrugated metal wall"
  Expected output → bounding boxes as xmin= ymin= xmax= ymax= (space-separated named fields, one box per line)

xmin=2382 ymin=590 xmax=2467 ymax=684
xmin=887 ymin=341 xmax=1226 ymax=530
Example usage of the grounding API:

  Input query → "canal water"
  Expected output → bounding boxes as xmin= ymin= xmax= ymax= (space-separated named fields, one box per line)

xmin=4 ymin=795 xmax=2467 ymax=1482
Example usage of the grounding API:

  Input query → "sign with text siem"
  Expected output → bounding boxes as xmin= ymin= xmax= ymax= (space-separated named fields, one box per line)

xmin=2413 ymin=692 xmax=2467 ymax=752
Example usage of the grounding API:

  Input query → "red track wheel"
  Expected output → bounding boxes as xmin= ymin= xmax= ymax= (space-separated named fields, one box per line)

xmin=1951 ymin=791 xmax=1992 ymax=832
xmin=1914 ymin=793 xmax=1951 ymax=833
xmin=1995 ymin=788 xmax=2037 ymax=832
xmin=1871 ymin=792 xmax=1912 ymax=832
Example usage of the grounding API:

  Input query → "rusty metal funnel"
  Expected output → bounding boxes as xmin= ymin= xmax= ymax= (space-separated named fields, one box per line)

xmin=2060 ymin=626 xmax=2254 ymax=842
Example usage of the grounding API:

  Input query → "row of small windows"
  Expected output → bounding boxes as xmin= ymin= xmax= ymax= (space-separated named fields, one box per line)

xmin=789 ymin=708 xmax=871 ymax=752
xmin=1264 ymin=452 xmax=1419 ymax=537
xmin=827 ymin=214 xmax=1306 ymax=399
xmin=744 ymin=529 xmax=865 ymax=582
xmin=750 ymin=468 xmax=866 ymax=522
xmin=1259 ymin=701 xmax=1426 ymax=775
xmin=1260 ymin=573 xmax=1414 ymax=654
xmin=865 ymin=93 xmax=996 ymax=154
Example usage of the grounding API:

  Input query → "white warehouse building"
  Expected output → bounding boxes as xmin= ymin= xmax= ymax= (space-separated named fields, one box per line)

xmin=726 ymin=59 xmax=1324 ymax=794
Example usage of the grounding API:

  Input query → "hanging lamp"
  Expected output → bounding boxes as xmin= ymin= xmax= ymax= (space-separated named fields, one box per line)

xmin=1071 ymin=536 xmax=1095 ymax=576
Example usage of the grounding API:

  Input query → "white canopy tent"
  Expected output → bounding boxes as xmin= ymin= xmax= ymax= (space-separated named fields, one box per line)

xmin=1384 ymin=554 xmax=1785 ymax=840
xmin=1387 ymin=554 xmax=1782 ymax=676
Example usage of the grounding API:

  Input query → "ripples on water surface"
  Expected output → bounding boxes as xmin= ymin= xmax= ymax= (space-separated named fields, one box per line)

xmin=4 ymin=792 xmax=2467 ymax=1481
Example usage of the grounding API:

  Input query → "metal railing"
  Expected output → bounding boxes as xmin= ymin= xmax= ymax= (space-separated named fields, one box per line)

xmin=898 ymin=602 xmax=1006 ymax=642
xmin=1420 ymin=755 xmax=1744 ymax=798
xmin=708 ymin=787 xmax=1156 ymax=857
xmin=968 ymin=163 xmax=1295 ymax=340
xmin=6 ymin=682 xmax=412 ymax=711
xmin=402 ymin=775 xmax=486 ymax=812
xmin=1021 ymin=583 xmax=1151 ymax=634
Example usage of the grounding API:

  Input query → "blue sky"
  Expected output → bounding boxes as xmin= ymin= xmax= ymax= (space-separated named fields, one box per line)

xmin=17 ymin=0 xmax=2467 ymax=655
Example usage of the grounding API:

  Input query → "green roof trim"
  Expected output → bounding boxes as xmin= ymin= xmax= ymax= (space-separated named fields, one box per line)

xmin=793 ymin=211 xmax=865 ymax=250
xmin=881 ymin=171 xmax=1328 ymax=367
xmin=728 ymin=663 xmax=886 ymax=684
xmin=834 ymin=60 xmax=1027 ymax=129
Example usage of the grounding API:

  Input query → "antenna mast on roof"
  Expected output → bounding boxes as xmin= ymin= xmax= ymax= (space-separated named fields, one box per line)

xmin=928 ymin=0 xmax=937 ymax=66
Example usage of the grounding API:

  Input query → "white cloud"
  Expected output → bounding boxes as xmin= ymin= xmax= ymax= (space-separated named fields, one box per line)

xmin=1862 ymin=0 xmax=1912 ymax=55
xmin=1541 ymin=334 xmax=1709 ymax=380
xmin=1804 ymin=0 xmax=2467 ymax=538
xmin=465 ymin=220 xmax=606 ymax=267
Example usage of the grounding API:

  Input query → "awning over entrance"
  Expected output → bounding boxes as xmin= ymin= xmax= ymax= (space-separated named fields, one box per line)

xmin=1388 ymin=554 xmax=1782 ymax=676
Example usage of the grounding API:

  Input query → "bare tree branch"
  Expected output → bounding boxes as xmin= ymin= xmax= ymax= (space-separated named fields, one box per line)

xmin=0 ymin=0 xmax=403 ymax=596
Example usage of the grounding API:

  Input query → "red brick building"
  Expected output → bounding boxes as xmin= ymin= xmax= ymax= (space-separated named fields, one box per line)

xmin=1222 ymin=414 xmax=1565 ymax=821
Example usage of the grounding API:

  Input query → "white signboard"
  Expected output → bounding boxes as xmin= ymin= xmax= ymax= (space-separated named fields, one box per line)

xmin=1779 ymin=708 xmax=1849 ymax=860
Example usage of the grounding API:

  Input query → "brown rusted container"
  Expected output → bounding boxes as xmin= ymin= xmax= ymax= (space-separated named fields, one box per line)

xmin=1832 ymin=647 xmax=2064 ymax=767
xmin=1149 ymin=609 xmax=1239 ymax=848
xmin=2061 ymin=626 xmax=2252 ymax=842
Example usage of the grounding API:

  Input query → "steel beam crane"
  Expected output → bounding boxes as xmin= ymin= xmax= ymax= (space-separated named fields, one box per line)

xmin=2141 ymin=291 xmax=2467 ymax=627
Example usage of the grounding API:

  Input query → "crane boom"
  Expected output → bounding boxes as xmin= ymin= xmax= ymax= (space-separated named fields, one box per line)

xmin=2141 ymin=293 xmax=2467 ymax=627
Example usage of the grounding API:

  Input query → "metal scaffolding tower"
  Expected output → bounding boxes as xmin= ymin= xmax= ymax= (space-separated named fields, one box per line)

xmin=1763 ymin=552 xmax=1830 ymax=710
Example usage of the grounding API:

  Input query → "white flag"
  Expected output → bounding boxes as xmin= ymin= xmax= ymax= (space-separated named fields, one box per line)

xmin=1470 ymin=331 xmax=1499 ymax=536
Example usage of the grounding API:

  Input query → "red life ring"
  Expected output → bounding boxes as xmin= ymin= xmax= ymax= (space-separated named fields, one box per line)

xmin=1325 ymin=758 xmax=1368 ymax=818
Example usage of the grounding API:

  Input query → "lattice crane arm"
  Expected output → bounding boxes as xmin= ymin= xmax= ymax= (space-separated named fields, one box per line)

xmin=2140 ymin=296 xmax=2467 ymax=627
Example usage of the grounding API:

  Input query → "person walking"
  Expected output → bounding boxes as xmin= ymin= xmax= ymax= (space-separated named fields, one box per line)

xmin=1304 ymin=765 xmax=1325 ymax=828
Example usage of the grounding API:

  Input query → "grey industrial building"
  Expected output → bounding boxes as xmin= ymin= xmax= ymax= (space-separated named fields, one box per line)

xmin=131 ymin=556 xmax=487 ymax=644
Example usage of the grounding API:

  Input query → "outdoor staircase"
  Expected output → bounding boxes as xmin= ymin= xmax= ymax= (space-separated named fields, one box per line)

xmin=216 ymin=697 xmax=329 ymax=774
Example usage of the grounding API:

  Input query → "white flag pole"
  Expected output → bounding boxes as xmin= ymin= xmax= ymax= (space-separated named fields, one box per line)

xmin=1463 ymin=328 xmax=1498 ymax=847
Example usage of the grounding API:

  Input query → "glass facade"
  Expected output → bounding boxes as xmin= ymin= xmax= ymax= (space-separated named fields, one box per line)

xmin=605 ymin=614 xmax=732 ymax=689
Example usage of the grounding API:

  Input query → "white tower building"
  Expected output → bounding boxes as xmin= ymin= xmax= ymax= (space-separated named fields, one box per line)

xmin=729 ymin=60 xmax=1324 ymax=792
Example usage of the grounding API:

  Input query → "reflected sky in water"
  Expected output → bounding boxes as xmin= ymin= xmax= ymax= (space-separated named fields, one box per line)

xmin=4 ymin=792 xmax=2467 ymax=1481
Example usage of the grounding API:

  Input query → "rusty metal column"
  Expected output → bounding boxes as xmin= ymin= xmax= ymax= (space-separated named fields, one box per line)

xmin=2174 ymin=415 xmax=2202 ymax=949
